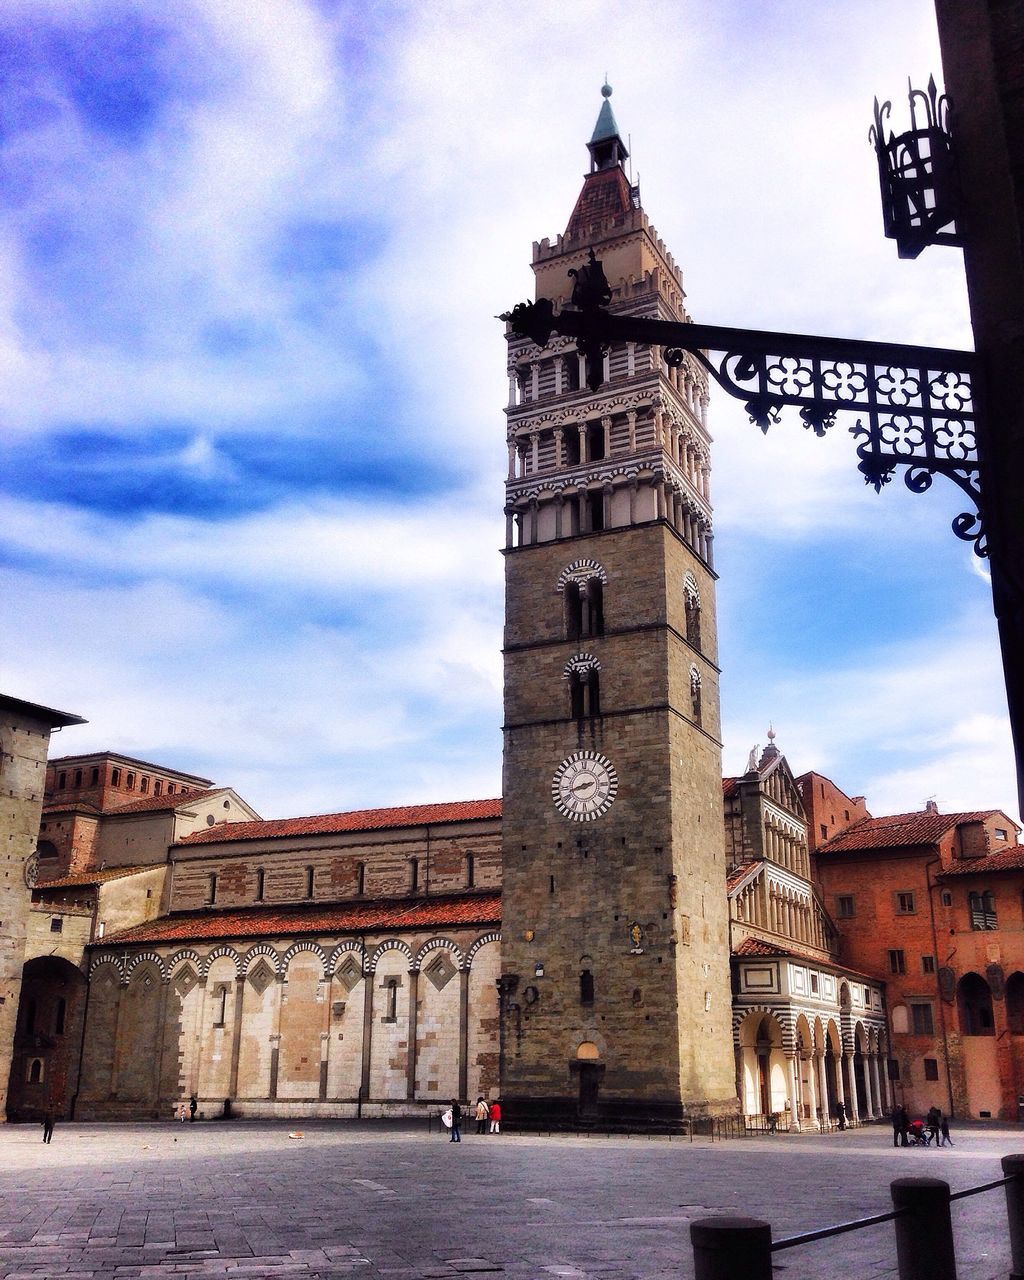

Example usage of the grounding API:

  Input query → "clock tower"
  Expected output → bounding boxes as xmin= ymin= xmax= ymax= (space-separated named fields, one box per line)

xmin=499 ymin=86 xmax=738 ymax=1126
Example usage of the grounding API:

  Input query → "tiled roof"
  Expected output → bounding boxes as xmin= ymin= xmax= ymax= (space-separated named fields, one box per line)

xmin=95 ymin=891 xmax=502 ymax=947
xmin=726 ymin=860 xmax=758 ymax=892
xmin=733 ymin=935 xmax=884 ymax=982
xmin=42 ymin=800 xmax=102 ymax=816
xmin=941 ymin=844 xmax=1024 ymax=876
xmin=177 ymin=798 xmax=503 ymax=846
xmin=565 ymin=166 xmax=634 ymax=241
xmin=722 ymin=777 xmax=739 ymax=799
xmin=105 ymin=788 xmax=224 ymax=815
xmin=816 ymin=810 xmax=999 ymax=856
xmin=35 ymin=864 xmax=159 ymax=890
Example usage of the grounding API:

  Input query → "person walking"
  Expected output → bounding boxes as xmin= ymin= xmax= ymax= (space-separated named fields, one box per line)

xmin=835 ymin=1099 xmax=846 ymax=1130
xmin=940 ymin=1114 xmax=954 ymax=1146
xmin=189 ymin=1094 xmax=198 ymax=1123
xmin=892 ymin=1103 xmax=907 ymax=1148
xmin=475 ymin=1097 xmax=489 ymax=1135
xmin=41 ymin=1110 xmax=54 ymax=1144
xmin=448 ymin=1099 xmax=462 ymax=1143
xmin=926 ymin=1105 xmax=941 ymax=1147
xmin=489 ymin=1100 xmax=501 ymax=1134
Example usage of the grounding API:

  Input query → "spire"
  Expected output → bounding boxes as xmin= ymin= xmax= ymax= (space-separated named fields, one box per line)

xmin=587 ymin=81 xmax=629 ymax=173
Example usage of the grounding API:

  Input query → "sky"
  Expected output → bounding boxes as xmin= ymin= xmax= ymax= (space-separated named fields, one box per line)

xmin=0 ymin=0 xmax=1016 ymax=825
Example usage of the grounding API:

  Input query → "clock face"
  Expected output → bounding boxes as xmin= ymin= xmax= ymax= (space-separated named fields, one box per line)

xmin=552 ymin=751 xmax=618 ymax=821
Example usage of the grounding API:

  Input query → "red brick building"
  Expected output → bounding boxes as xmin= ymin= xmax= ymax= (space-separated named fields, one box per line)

xmin=815 ymin=802 xmax=1023 ymax=1119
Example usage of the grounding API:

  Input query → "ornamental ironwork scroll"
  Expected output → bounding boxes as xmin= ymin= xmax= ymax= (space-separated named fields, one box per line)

xmin=500 ymin=289 xmax=983 ymax=556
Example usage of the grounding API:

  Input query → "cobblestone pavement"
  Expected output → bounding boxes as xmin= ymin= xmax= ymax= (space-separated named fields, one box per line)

xmin=0 ymin=1119 xmax=1020 ymax=1279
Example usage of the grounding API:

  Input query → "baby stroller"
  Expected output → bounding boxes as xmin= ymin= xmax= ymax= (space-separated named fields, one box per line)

xmin=908 ymin=1118 xmax=931 ymax=1145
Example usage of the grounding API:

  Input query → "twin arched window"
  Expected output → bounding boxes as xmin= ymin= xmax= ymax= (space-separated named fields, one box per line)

xmin=565 ymin=655 xmax=601 ymax=720
xmin=560 ymin=561 xmax=607 ymax=641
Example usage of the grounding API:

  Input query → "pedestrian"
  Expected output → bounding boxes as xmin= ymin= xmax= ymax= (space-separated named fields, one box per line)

xmin=892 ymin=1103 xmax=906 ymax=1148
xmin=940 ymin=1114 xmax=953 ymax=1146
xmin=189 ymin=1094 xmax=198 ymax=1123
xmin=899 ymin=1105 xmax=910 ymax=1147
xmin=177 ymin=1102 xmax=187 ymax=1123
xmin=489 ymin=1100 xmax=501 ymax=1134
xmin=835 ymin=1099 xmax=846 ymax=1130
xmin=475 ymin=1096 xmax=489 ymax=1134
xmin=449 ymin=1098 xmax=462 ymax=1143
xmin=926 ymin=1105 xmax=941 ymax=1147
xmin=41 ymin=1109 xmax=54 ymax=1144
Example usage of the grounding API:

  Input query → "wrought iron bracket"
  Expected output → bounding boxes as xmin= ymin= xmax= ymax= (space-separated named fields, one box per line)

xmin=500 ymin=292 xmax=983 ymax=555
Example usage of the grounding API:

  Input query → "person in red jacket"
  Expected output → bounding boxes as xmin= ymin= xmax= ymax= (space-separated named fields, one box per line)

xmin=489 ymin=1100 xmax=501 ymax=1134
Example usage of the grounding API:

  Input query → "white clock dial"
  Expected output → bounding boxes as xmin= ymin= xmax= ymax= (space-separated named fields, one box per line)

xmin=552 ymin=751 xmax=618 ymax=821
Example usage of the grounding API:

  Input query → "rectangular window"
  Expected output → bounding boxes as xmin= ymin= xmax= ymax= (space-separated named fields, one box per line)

xmin=888 ymin=1058 xmax=900 ymax=1081
xmin=256 ymin=869 xmax=265 ymax=902
xmin=207 ymin=873 xmax=217 ymax=905
xmin=111 ymin=768 xmax=121 ymax=786
xmin=409 ymin=858 xmax=419 ymax=894
xmin=895 ymin=890 xmax=916 ymax=914
xmin=996 ymin=828 xmax=1008 ymax=841
xmin=969 ymin=890 xmax=997 ymax=930
xmin=837 ymin=895 xmax=855 ymax=918
xmin=922 ymin=954 xmax=936 ymax=974
xmin=810 ymin=973 xmax=819 ymax=994
xmin=49 ymin=917 xmax=63 ymax=934
xmin=888 ymin=949 xmax=906 ymax=975
xmin=941 ymin=890 xmax=952 ymax=906
xmin=911 ymin=1002 xmax=935 ymax=1035
xmin=90 ymin=767 xmax=99 ymax=784
xmin=820 ymin=823 xmax=828 ymax=840
xmin=580 ymin=969 xmax=595 ymax=1004
xmin=924 ymin=1057 xmax=939 ymax=1080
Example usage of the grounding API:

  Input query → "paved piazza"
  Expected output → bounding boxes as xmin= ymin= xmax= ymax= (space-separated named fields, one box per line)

xmin=0 ymin=1120 xmax=1020 ymax=1279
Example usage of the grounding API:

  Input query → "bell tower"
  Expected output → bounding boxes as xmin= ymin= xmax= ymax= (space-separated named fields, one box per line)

xmin=499 ymin=86 xmax=737 ymax=1127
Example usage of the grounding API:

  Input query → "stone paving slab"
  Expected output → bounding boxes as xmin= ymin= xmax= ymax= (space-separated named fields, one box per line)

xmin=0 ymin=1120 xmax=1019 ymax=1278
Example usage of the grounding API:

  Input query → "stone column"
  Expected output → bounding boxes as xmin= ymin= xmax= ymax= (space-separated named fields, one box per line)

xmin=627 ymin=342 xmax=635 ymax=377
xmin=844 ymin=1051 xmax=859 ymax=1123
xmin=787 ymin=1055 xmax=802 ymax=1132
xmin=554 ymin=426 xmax=564 ymax=469
xmin=359 ymin=971 xmax=373 ymax=1108
xmin=318 ymin=970 xmax=333 ymax=1102
xmin=741 ymin=1045 xmax=758 ymax=1114
xmin=530 ymin=362 xmax=539 ymax=400
xmin=628 ymin=479 xmax=637 ymax=524
xmin=268 ymin=974 xmax=286 ymax=1101
xmin=458 ymin=967 xmax=470 ymax=1104
xmin=627 ymin=410 xmax=637 ymax=452
xmin=504 ymin=506 xmax=514 ymax=550
xmin=507 ymin=441 xmax=516 ymax=480
xmin=576 ymin=423 xmax=587 ymax=465
xmin=862 ymin=1049 xmax=875 ymax=1120
xmin=870 ymin=1051 xmax=884 ymax=1116
xmin=602 ymin=415 xmax=612 ymax=457
xmin=817 ymin=1049 xmax=830 ymax=1126
xmin=554 ymin=355 xmax=563 ymax=396
xmin=602 ymin=483 xmax=612 ymax=530
xmin=228 ymin=973 xmax=246 ymax=1100
xmin=406 ymin=968 xmax=419 ymax=1101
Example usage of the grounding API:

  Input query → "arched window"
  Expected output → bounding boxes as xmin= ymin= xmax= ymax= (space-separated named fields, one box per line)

xmin=255 ymin=869 xmax=265 ymax=902
xmin=1007 ymin=973 xmax=1024 ymax=1035
xmin=356 ymin=861 xmax=366 ymax=896
xmin=28 ymin=1059 xmax=43 ymax=1084
xmin=580 ymin=969 xmax=595 ymax=1004
xmin=206 ymin=873 xmax=217 ymax=905
xmin=683 ymin=573 xmax=702 ymax=651
xmin=565 ymin=655 xmax=601 ymax=720
xmin=958 ymin=972 xmax=995 ymax=1035
xmin=690 ymin=666 xmax=703 ymax=727
xmin=385 ymin=978 xmax=398 ymax=1022
xmin=465 ymin=852 xmax=475 ymax=889
xmin=560 ymin=563 xmax=607 ymax=640
xmin=305 ymin=866 xmax=315 ymax=899
xmin=409 ymin=858 xmax=419 ymax=894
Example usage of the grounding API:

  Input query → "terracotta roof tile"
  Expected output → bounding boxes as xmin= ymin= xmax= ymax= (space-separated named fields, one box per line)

xmin=722 ymin=777 xmax=738 ymax=799
xmin=565 ymin=167 xmax=634 ymax=240
xmin=733 ymin=935 xmax=884 ymax=982
xmin=96 ymin=891 xmax=502 ymax=947
xmin=941 ymin=844 xmax=1024 ymax=876
xmin=105 ymin=788 xmax=226 ymax=815
xmin=816 ymin=810 xmax=1000 ymax=856
xmin=726 ymin=860 xmax=758 ymax=892
xmin=177 ymin=798 xmax=502 ymax=846
xmin=36 ymin=865 xmax=159 ymax=889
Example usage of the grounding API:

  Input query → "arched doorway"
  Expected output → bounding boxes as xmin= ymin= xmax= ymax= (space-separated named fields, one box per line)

xmin=7 ymin=956 xmax=88 ymax=1121
xmin=573 ymin=1041 xmax=603 ymax=1120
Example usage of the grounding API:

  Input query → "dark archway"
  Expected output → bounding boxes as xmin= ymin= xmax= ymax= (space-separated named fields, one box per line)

xmin=957 ymin=971 xmax=996 ymax=1036
xmin=1007 ymin=972 xmax=1024 ymax=1035
xmin=6 ymin=956 xmax=87 ymax=1121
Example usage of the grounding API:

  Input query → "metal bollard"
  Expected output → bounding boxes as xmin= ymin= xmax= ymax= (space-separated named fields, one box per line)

xmin=690 ymin=1216 xmax=773 ymax=1280
xmin=1002 ymin=1155 xmax=1024 ymax=1280
xmin=891 ymin=1177 xmax=956 ymax=1280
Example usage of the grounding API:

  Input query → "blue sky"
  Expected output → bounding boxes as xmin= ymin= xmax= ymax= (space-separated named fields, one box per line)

xmin=0 ymin=0 xmax=1015 ymax=824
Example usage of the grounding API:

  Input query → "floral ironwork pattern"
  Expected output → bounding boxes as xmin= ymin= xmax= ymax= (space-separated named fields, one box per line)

xmin=502 ymin=277 xmax=982 ymax=555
